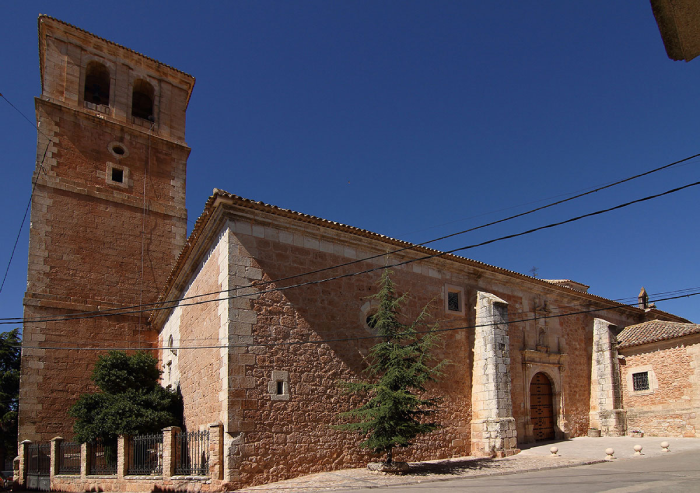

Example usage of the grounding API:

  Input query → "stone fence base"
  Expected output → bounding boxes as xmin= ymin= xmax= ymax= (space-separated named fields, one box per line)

xmin=16 ymin=423 xmax=227 ymax=492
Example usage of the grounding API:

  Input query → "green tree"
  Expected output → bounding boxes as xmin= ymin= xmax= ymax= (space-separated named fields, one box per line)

xmin=0 ymin=329 xmax=21 ymax=466
xmin=69 ymin=351 xmax=181 ymax=445
xmin=336 ymin=270 xmax=447 ymax=465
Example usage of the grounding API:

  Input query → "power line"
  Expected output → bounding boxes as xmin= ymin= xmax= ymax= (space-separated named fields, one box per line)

xmin=2 ymin=154 xmax=699 ymax=324
xmin=6 ymin=177 xmax=700 ymax=327
xmin=396 ymin=154 xmax=700 ymax=239
xmin=0 ymin=92 xmax=53 ymax=295
xmin=7 ymin=178 xmax=700 ymax=325
xmin=14 ymin=290 xmax=700 ymax=352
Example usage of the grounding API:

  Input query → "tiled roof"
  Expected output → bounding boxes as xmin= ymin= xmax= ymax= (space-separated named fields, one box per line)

xmin=152 ymin=189 xmax=653 ymax=323
xmin=543 ymin=279 xmax=590 ymax=292
xmin=617 ymin=320 xmax=700 ymax=349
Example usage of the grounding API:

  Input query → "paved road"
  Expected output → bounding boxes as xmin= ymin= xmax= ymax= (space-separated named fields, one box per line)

xmin=333 ymin=449 xmax=700 ymax=493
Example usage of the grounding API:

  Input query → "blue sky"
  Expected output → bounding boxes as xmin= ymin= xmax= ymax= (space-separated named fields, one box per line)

xmin=1 ymin=1 xmax=699 ymax=327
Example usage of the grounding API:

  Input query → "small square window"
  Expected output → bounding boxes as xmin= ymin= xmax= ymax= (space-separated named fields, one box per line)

xmin=632 ymin=372 xmax=649 ymax=391
xmin=269 ymin=370 xmax=290 ymax=401
xmin=111 ymin=167 xmax=124 ymax=183
xmin=445 ymin=285 xmax=465 ymax=315
xmin=106 ymin=163 xmax=129 ymax=188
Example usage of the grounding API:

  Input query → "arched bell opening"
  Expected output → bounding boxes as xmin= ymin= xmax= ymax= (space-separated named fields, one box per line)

xmin=84 ymin=61 xmax=111 ymax=106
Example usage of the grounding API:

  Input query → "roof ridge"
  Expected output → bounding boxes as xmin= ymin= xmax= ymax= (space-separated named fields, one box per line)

xmin=153 ymin=189 xmax=653 ymax=319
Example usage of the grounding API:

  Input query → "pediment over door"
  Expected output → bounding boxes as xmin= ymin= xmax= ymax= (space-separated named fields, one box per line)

xmin=522 ymin=349 xmax=567 ymax=368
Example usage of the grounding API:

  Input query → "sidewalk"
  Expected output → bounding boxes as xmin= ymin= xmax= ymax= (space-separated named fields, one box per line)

xmin=233 ymin=436 xmax=700 ymax=492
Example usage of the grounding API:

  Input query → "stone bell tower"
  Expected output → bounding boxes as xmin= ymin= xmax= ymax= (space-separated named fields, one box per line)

xmin=19 ymin=16 xmax=195 ymax=441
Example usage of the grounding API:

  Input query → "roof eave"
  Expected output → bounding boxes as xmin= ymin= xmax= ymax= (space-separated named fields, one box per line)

xmin=152 ymin=189 xmax=657 ymax=327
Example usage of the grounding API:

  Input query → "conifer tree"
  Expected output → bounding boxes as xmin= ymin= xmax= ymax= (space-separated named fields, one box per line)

xmin=0 ymin=329 xmax=21 ymax=468
xmin=336 ymin=270 xmax=447 ymax=465
xmin=70 ymin=351 xmax=182 ymax=445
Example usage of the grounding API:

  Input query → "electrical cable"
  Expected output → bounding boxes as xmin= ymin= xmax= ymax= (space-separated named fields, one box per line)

xmin=6 ymin=178 xmax=700 ymax=325
xmin=4 ymin=177 xmax=700 ymax=327
xmin=0 ymin=93 xmax=54 ymax=295
xmin=13 ymin=290 xmax=700 ymax=351
xmin=2 ymin=154 xmax=699 ymax=324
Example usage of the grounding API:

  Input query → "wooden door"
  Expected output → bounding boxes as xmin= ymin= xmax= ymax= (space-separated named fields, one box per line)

xmin=530 ymin=372 xmax=555 ymax=441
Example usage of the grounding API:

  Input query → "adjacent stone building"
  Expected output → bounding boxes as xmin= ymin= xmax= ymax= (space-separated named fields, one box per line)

xmin=618 ymin=321 xmax=700 ymax=437
xmin=17 ymin=15 xmax=698 ymax=492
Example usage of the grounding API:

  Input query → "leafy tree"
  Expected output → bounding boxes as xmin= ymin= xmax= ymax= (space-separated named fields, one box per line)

xmin=0 ymin=329 xmax=21 ymax=466
xmin=69 ymin=351 xmax=181 ymax=445
xmin=336 ymin=270 xmax=447 ymax=465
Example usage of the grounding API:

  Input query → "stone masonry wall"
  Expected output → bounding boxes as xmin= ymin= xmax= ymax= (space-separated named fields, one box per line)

xmin=590 ymin=318 xmax=626 ymax=436
xmin=20 ymin=305 xmax=155 ymax=441
xmin=221 ymin=216 xmax=473 ymax=488
xmin=470 ymin=292 xmax=517 ymax=456
xmin=40 ymin=21 xmax=192 ymax=142
xmin=620 ymin=337 xmax=700 ymax=437
xmin=555 ymin=312 xmax=592 ymax=436
xmin=20 ymin=48 xmax=189 ymax=442
xmin=168 ymin=209 xmax=649 ymax=489
xmin=160 ymin=230 xmax=226 ymax=432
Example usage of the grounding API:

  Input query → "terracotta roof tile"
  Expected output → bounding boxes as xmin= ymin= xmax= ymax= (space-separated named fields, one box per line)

xmin=617 ymin=320 xmax=700 ymax=349
xmin=152 ymin=189 xmax=653 ymax=323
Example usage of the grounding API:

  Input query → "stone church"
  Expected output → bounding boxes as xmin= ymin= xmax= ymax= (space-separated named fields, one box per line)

xmin=18 ymin=15 xmax=699 ymax=490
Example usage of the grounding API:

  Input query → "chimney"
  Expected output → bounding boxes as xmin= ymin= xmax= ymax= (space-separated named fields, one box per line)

xmin=638 ymin=287 xmax=648 ymax=309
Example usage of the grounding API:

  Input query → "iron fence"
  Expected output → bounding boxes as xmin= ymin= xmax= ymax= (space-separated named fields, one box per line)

xmin=175 ymin=430 xmax=209 ymax=476
xmin=88 ymin=441 xmax=117 ymax=475
xmin=127 ymin=434 xmax=163 ymax=475
xmin=27 ymin=442 xmax=50 ymax=475
xmin=57 ymin=442 xmax=81 ymax=475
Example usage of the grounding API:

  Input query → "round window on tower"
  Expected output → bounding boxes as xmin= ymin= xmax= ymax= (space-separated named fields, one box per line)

xmin=108 ymin=141 xmax=129 ymax=159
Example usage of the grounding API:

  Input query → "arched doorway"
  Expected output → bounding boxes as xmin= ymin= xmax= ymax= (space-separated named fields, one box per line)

xmin=530 ymin=372 xmax=555 ymax=441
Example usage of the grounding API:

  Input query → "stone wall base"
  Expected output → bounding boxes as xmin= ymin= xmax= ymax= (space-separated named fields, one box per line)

xmin=590 ymin=409 xmax=627 ymax=436
xmin=50 ymin=476 xmax=226 ymax=492
xmin=470 ymin=417 xmax=518 ymax=457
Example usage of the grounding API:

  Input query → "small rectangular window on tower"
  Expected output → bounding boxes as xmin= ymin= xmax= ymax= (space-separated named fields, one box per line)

xmin=111 ymin=167 xmax=124 ymax=183
xmin=106 ymin=163 xmax=129 ymax=188
xmin=632 ymin=371 xmax=649 ymax=391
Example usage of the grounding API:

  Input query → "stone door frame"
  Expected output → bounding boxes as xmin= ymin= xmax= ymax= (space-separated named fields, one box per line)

xmin=521 ymin=363 xmax=566 ymax=443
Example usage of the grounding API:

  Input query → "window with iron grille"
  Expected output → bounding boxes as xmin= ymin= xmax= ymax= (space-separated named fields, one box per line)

xmin=632 ymin=371 xmax=650 ymax=391
xmin=445 ymin=285 xmax=464 ymax=315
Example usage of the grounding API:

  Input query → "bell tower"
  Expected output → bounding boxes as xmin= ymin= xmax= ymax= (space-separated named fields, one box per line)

xmin=19 ymin=16 xmax=195 ymax=441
